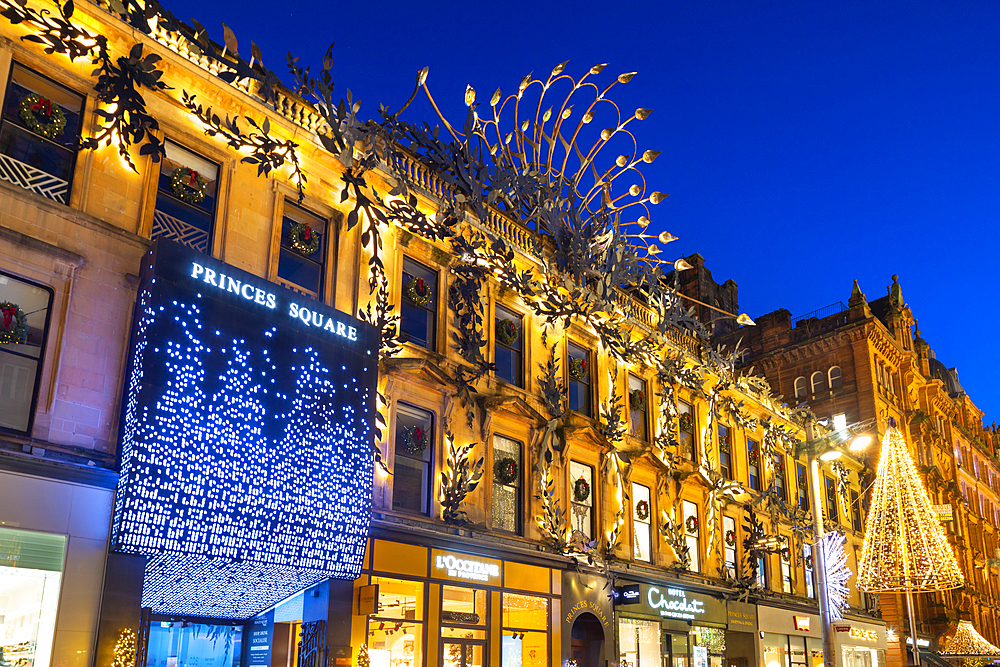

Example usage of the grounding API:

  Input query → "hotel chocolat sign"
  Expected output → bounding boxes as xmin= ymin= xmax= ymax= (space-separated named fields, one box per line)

xmin=636 ymin=585 xmax=726 ymax=623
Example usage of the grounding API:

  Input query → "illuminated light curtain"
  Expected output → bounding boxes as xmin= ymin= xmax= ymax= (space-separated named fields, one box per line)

xmin=856 ymin=425 xmax=963 ymax=592
xmin=940 ymin=621 xmax=1000 ymax=656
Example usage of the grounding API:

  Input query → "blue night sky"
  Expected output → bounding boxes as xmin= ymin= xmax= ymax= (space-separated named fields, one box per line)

xmin=171 ymin=0 xmax=1000 ymax=422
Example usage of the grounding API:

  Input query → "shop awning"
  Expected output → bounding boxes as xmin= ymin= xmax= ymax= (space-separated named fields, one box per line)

xmin=939 ymin=621 xmax=1000 ymax=657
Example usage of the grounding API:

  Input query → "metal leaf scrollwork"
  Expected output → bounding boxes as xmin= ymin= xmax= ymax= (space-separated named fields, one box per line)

xmin=440 ymin=431 xmax=484 ymax=525
xmin=297 ymin=621 xmax=325 ymax=667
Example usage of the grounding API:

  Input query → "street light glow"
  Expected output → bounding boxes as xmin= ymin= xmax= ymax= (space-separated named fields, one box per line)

xmin=819 ymin=450 xmax=842 ymax=461
xmin=850 ymin=435 xmax=872 ymax=452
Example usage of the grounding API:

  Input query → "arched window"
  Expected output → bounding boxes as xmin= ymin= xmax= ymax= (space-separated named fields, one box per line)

xmin=811 ymin=371 xmax=826 ymax=394
xmin=794 ymin=377 xmax=807 ymax=399
xmin=828 ymin=366 xmax=843 ymax=389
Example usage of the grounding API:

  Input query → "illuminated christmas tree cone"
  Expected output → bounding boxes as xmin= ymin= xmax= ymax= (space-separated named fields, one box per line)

xmin=940 ymin=621 xmax=1000 ymax=657
xmin=856 ymin=423 xmax=963 ymax=592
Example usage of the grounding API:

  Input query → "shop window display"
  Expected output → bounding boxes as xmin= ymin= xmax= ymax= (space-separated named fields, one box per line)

xmin=693 ymin=627 xmax=725 ymax=667
xmin=631 ymin=482 xmax=652 ymax=562
xmin=671 ymin=632 xmax=690 ymax=667
xmin=761 ymin=633 xmax=789 ymax=667
xmin=145 ymin=622 xmax=242 ymax=667
xmin=618 ymin=618 xmax=659 ymax=667
xmin=569 ymin=461 xmax=594 ymax=540
xmin=367 ymin=578 xmax=423 ymax=667
xmin=442 ymin=586 xmax=487 ymax=667
xmin=501 ymin=594 xmax=547 ymax=667
xmin=0 ymin=528 xmax=65 ymax=667
xmin=0 ymin=271 xmax=53 ymax=435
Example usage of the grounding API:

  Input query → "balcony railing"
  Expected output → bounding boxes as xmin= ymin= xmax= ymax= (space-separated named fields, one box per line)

xmin=0 ymin=152 xmax=68 ymax=204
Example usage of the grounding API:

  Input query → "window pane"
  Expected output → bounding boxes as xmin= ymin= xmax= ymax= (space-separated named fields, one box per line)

xmin=373 ymin=577 xmax=424 ymax=620
xmin=494 ymin=305 xmax=522 ymax=387
xmin=400 ymin=257 xmax=436 ymax=350
xmin=394 ymin=403 xmax=433 ymax=514
xmin=678 ymin=401 xmax=695 ymax=461
xmin=683 ymin=500 xmax=699 ymax=572
xmin=628 ymin=374 xmax=647 ymax=440
xmin=748 ymin=438 xmax=760 ymax=490
xmin=278 ymin=203 xmax=326 ymax=296
xmin=632 ymin=482 xmax=651 ymax=562
xmin=719 ymin=425 xmax=732 ymax=479
xmin=502 ymin=631 xmax=547 ymax=667
xmin=0 ymin=528 xmax=66 ymax=667
xmin=492 ymin=435 xmax=521 ymax=533
xmin=619 ymin=617 xmax=660 ymax=667
xmin=0 ymin=65 xmax=83 ymax=203
xmin=723 ymin=515 xmax=737 ymax=578
xmin=153 ymin=141 xmax=219 ymax=253
xmin=569 ymin=461 xmax=593 ymax=539
xmin=0 ymin=272 xmax=53 ymax=434
xmin=502 ymin=593 xmax=547 ymax=630
xmin=442 ymin=586 xmax=486 ymax=625
xmin=567 ymin=341 xmax=590 ymax=416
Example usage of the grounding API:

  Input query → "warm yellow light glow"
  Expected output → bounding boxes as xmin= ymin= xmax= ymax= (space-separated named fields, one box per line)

xmin=819 ymin=450 xmax=842 ymax=461
xmin=736 ymin=313 xmax=756 ymax=326
xmin=857 ymin=426 xmax=964 ymax=592
xmin=940 ymin=621 xmax=1000 ymax=656
xmin=673 ymin=258 xmax=693 ymax=271
xmin=849 ymin=435 xmax=871 ymax=452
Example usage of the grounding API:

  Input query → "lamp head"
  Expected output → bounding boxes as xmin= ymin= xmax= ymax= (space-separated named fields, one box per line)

xmin=849 ymin=435 xmax=872 ymax=452
xmin=819 ymin=450 xmax=842 ymax=462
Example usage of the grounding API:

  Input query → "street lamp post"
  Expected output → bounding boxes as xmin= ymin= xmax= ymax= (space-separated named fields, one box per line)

xmin=799 ymin=419 xmax=875 ymax=667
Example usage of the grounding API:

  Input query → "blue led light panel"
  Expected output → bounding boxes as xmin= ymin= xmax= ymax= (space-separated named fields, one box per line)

xmin=113 ymin=239 xmax=376 ymax=618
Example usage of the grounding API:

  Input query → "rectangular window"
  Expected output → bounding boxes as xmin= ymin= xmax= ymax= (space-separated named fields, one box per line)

xmin=0 ymin=271 xmax=53 ymax=435
xmin=492 ymin=435 xmax=522 ymax=534
xmin=393 ymin=403 xmax=433 ymax=515
xmin=367 ymin=577 xmax=424 ymax=667
xmin=566 ymin=341 xmax=591 ymax=416
xmin=619 ymin=618 xmax=660 ymax=667
xmin=277 ymin=202 xmax=327 ymax=298
xmin=825 ymin=476 xmax=838 ymax=524
xmin=678 ymin=401 xmax=696 ymax=461
xmin=718 ymin=424 xmax=732 ymax=480
xmin=796 ymin=463 xmax=809 ymax=512
xmin=569 ymin=461 xmax=594 ymax=539
xmin=774 ymin=455 xmax=787 ymax=502
xmin=494 ymin=305 xmax=523 ymax=387
xmin=850 ymin=490 xmax=863 ymax=532
xmin=722 ymin=515 xmax=737 ymax=579
xmin=683 ymin=500 xmax=700 ymax=573
xmin=0 ymin=528 xmax=66 ymax=667
xmin=400 ymin=257 xmax=437 ymax=350
xmin=0 ymin=63 xmax=83 ymax=204
xmin=780 ymin=536 xmax=792 ymax=594
xmin=632 ymin=482 xmax=652 ymax=562
xmin=755 ymin=554 xmax=767 ymax=590
xmin=628 ymin=374 xmax=648 ymax=441
xmin=747 ymin=438 xmax=760 ymax=490
xmin=152 ymin=141 xmax=220 ymax=254
xmin=502 ymin=594 xmax=548 ymax=667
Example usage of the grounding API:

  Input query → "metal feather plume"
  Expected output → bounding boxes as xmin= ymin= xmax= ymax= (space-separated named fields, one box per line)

xmin=819 ymin=531 xmax=851 ymax=621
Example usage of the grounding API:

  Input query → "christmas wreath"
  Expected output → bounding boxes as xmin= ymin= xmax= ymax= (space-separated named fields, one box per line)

xmin=781 ymin=547 xmax=790 ymax=562
xmin=748 ymin=449 xmax=760 ymax=465
xmin=805 ymin=554 xmax=814 ymax=569
xmin=569 ymin=357 xmax=588 ymax=381
xmin=288 ymin=221 xmax=320 ymax=255
xmin=170 ymin=167 xmax=208 ymax=205
xmin=573 ymin=477 xmax=591 ymax=503
xmin=401 ymin=425 xmax=428 ymax=455
xmin=635 ymin=499 xmax=650 ymax=521
xmin=678 ymin=412 xmax=693 ymax=432
xmin=629 ymin=389 xmax=646 ymax=412
xmin=496 ymin=318 xmax=518 ymax=346
xmin=719 ymin=433 xmax=731 ymax=453
xmin=495 ymin=457 xmax=518 ymax=485
xmin=19 ymin=93 xmax=66 ymax=139
xmin=404 ymin=276 xmax=432 ymax=306
xmin=0 ymin=302 xmax=28 ymax=345
xmin=685 ymin=515 xmax=699 ymax=534
xmin=725 ymin=529 xmax=737 ymax=547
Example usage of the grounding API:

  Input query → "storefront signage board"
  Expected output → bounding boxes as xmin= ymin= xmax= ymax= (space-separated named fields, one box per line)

xmin=245 ymin=610 xmax=273 ymax=667
xmin=614 ymin=584 xmax=641 ymax=605
xmin=431 ymin=549 xmax=502 ymax=584
xmin=633 ymin=584 xmax=726 ymax=624
xmin=727 ymin=601 xmax=757 ymax=631
xmin=756 ymin=605 xmax=822 ymax=638
xmin=358 ymin=584 xmax=379 ymax=615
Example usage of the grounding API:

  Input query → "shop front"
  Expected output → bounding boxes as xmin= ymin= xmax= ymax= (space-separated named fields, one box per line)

xmin=756 ymin=605 xmax=823 ymax=667
xmin=351 ymin=538 xmax=561 ymax=667
xmin=831 ymin=620 xmax=886 ymax=667
xmin=611 ymin=581 xmax=729 ymax=667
